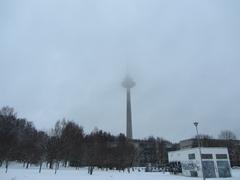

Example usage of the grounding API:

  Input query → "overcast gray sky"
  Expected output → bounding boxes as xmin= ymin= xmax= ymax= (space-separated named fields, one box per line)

xmin=0 ymin=0 xmax=240 ymax=142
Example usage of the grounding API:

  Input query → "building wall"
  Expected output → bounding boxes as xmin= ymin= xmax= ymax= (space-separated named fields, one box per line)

xmin=179 ymin=138 xmax=240 ymax=167
xmin=168 ymin=147 xmax=231 ymax=178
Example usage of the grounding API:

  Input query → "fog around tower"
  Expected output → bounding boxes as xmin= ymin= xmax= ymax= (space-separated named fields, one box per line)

xmin=0 ymin=0 xmax=240 ymax=142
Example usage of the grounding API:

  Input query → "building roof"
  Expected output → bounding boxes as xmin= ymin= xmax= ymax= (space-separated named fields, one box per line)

xmin=168 ymin=146 xmax=228 ymax=153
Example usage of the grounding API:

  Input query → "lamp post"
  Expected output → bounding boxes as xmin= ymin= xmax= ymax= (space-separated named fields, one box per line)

xmin=193 ymin=122 xmax=205 ymax=180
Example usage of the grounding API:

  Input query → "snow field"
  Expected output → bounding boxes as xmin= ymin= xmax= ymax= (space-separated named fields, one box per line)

xmin=1 ymin=166 xmax=240 ymax=180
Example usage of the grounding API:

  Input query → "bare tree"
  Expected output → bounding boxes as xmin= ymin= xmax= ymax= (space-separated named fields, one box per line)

xmin=50 ymin=119 xmax=67 ymax=137
xmin=0 ymin=106 xmax=17 ymax=117
xmin=218 ymin=130 xmax=237 ymax=140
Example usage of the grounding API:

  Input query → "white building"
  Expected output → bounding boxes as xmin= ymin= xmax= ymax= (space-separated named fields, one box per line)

xmin=168 ymin=147 xmax=231 ymax=178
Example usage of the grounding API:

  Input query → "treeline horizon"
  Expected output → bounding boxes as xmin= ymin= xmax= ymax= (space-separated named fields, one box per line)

xmin=0 ymin=106 xmax=173 ymax=173
xmin=1 ymin=106 xmax=239 ymax=173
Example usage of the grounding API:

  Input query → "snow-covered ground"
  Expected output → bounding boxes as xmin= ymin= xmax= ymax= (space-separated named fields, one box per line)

xmin=1 ymin=165 xmax=240 ymax=180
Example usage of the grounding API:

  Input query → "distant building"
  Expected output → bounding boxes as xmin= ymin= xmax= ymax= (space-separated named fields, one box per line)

xmin=132 ymin=139 xmax=173 ymax=167
xmin=168 ymin=147 xmax=232 ymax=178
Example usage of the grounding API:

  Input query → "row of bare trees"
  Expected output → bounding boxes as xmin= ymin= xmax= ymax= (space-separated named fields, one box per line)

xmin=195 ymin=130 xmax=238 ymax=141
xmin=0 ymin=106 xmax=135 ymax=173
xmin=0 ymin=106 xmax=48 ymax=172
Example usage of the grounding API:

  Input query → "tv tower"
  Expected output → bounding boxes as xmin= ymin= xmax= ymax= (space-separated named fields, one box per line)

xmin=122 ymin=75 xmax=135 ymax=139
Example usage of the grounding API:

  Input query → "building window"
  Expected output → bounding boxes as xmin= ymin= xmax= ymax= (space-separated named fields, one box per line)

xmin=188 ymin=153 xmax=196 ymax=160
xmin=216 ymin=154 xmax=228 ymax=159
xmin=201 ymin=154 xmax=213 ymax=159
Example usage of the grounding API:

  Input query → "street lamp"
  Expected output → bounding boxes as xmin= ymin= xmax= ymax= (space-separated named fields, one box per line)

xmin=193 ymin=122 xmax=205 ymax=180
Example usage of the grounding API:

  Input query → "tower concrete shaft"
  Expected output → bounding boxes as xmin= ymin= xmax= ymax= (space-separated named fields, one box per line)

xmin=126 ymin=88 xmax=133 ymax=139
xmin=122 ymin=75 xmax=135 ymax=139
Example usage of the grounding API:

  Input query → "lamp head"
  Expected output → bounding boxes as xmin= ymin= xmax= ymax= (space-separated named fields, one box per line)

xmin=193 ymin=122 xmax=199 ymax=127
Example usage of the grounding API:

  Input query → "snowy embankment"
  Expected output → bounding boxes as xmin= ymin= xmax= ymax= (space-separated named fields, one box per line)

xmin=1 ymin=165 xmax=240 ymax=180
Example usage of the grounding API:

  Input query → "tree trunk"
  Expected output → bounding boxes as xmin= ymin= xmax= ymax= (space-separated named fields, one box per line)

xmin=55 ymin=162 xmax=59 ymax=174
xmin=49 ymin=161 xmax=53 ymax=169
xmin=88 ymin=166 xmax=93 ymax=175
xmin=5 ymin=160 xmax=8 ymax=173
xmin=90 ymin=166 xmax=93 ymax=175
xmin=54 ymin=163 xmax=57 ymax=174
xmin=39 ymin=161 xmax=42 ymax=173
xmin=64 ymin=160 xmax=67 ymax=167
xmin=26 ymin=162 xmax=29 ymax=169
